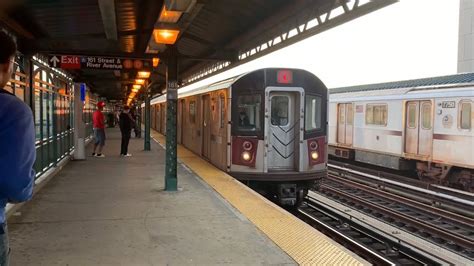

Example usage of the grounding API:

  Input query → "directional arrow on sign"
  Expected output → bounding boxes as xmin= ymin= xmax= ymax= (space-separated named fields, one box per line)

xmin=50 ymin=56 xmax=60 ymax=67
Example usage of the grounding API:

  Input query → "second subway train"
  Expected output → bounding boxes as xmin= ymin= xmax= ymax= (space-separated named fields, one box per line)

xmin=148 ymin=68 xmax=328 ymax=205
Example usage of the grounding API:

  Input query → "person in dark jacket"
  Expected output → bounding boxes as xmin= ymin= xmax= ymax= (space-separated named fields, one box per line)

xmin=0 ymin=29 xmax=35 ymax=266
xmin=119 ymin=106 xmax=135 ymax=157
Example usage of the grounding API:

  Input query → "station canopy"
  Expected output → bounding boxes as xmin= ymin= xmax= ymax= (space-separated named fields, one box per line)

xmin=1 ymin=0 xmax=396 ymax=101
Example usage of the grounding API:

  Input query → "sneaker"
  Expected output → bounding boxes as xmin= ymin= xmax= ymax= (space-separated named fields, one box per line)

xmin=95 ymin=154 xmax=105 ymax=158
xmin=124 ymin=153 xmax=132 ymax=157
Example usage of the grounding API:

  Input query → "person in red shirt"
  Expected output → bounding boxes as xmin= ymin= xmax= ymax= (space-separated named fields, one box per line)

xmin=92 ymin=101 xmax=106 ymax=157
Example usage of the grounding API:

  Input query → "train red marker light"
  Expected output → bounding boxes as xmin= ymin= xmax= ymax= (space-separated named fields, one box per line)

xmin=277 ymin=70 xmax=293 ymax=84
xmin=309 ymin=141 xmax=318 ymax=150
xmin=242 ymin=141 xmax=253 ymax=151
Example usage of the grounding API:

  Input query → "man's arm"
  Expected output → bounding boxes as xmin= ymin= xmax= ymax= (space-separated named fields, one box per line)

xmin=0 ymin=103 xmax=35 ymax=203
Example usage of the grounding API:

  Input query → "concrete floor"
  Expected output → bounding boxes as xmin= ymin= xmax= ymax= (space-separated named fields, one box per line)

xmin=7 ymin=129 xmax=295 ymax=265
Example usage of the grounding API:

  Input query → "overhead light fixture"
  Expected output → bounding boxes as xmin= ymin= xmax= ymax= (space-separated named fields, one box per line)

xmin=159 ymin=5 xmax=182 ymax=23
xmin=137 ymin=71 xmax=151 ymax=79
xmin=133 ymin=84 xmax=142 ymax=90
xmin=153 ymin=57 xmax=160 ymax=67
xmin=153 ymin=29 xmax=180 ymax=44
xmin=135 ymin=79 xmax=146 ymax=85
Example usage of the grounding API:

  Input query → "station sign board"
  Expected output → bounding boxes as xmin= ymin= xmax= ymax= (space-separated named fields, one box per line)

xmin=48 ymin=55 xmax=152 ymax=71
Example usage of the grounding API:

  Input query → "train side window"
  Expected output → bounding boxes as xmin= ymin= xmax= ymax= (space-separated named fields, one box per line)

xmin=366 ymin=104 xmax=387 ymax=126
xmin=305 ymin=95 xmax=322 ymax=131
xmin=189 ymin=100 xmax=196 ymax=124
xmin=237 ymin=94 xmax=261 ymax=131
xmin=421 ymin=102 xmax=431 ymax=129
xmin=460 ymin=101 xmax=472 ymax=129
xmin=271 ymin=96 xmax=289 ymax=126
xmin=407 ymin=103 xmax=417 ymax=128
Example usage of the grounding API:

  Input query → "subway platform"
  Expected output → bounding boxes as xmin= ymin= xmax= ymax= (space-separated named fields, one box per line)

xmin=6 ymin=128 xmax=367 ymax=265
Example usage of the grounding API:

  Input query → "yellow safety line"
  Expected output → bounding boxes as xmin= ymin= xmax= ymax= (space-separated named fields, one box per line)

xmin=152 ymin=131 xmax=368 ymax=266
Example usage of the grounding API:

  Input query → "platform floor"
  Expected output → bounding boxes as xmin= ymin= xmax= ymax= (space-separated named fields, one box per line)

xmin=7 ymin=128 xmax=295 ymax=265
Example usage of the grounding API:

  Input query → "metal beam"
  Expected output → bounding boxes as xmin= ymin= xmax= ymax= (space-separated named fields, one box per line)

xmin=98 ymin=0 xmax=118 ymax=40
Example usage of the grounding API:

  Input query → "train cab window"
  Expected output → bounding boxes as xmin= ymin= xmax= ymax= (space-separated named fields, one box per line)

xmin=237 ymin=94 xmax=261 ymax=131
xmin=460 ymin=101 xmax=472 ymax=129
xmin=271 ymin=96 xmax=289 ymax=126
xmin=305 ymin=95 xmax=322 ymax=131
xmin=366 ymin=104 xmax=387 ymax=126
xmin=421 ymin=102 xmax=432 ymax=129
xmin=189 ymin=100 xmax=196 ymax=124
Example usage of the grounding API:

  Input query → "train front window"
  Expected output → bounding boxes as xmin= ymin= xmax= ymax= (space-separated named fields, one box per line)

xmin=271 ymin=96 xmax=289 ymax=126
xmin=237 ymin=95 xmax=261 ymax=131
xmin=305 ymin=95 xmax=322 ymax=131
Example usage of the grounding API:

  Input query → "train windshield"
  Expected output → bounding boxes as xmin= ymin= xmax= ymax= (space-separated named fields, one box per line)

xmin=237 ymin=94 xmax=261 ymax=131
xmin=305 ymin=95 xmax=322 ymax=131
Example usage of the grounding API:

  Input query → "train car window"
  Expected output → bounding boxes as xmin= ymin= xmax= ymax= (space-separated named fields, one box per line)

xmin=237 ymin=94 xmax=261 ymax=131
xmin=305 ymin=95 xmax=322 ymax=131
xmin=460 ymin=101 xmax=472 ymax=129
xmin=366 ymin=104 xmax=387 ymax=126
xmin=219 ymin=94 xmax=225 ymax=129
xmin=271 ymin=96 xmax=289 ymax=126
xmin=407 ymin=103 xmax=417 ymax=128
xmin=189 ymin=100 xmax=196 ymax=124
xmin=421 ymin=103 xmax=432 ymax=129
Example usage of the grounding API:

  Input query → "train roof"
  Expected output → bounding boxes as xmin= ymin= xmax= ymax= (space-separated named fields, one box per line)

xmin=330 ymin=72 xmax=474 ymax=94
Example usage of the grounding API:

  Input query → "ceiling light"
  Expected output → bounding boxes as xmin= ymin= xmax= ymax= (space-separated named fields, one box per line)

xmin=137 ymin=71 xmax=151 ymax=79
xmin=135 ymin=79 xmax=145 ymax=85
xmin=133 ymin=84 xmax=142 ymax=90
xmin=159 ymin=5 xmax=182 ymax=23
xmin=153 ymin=57 xmax=160 ymax=67
xmin=153 ymin=29 xmax=179 ymax=44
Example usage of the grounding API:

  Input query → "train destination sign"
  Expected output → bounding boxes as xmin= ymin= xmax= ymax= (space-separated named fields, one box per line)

xmin=48 ymin=55 xmax=152 ymax=70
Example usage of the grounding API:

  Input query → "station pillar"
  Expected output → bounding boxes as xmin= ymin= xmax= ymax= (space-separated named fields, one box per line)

xmin=165 ymin=45 xmax=178 ymax=191
xmin=73 ymin=83 xmax=86 ymax=160
xmin=144 ymin=86 xmax=151 ymax=151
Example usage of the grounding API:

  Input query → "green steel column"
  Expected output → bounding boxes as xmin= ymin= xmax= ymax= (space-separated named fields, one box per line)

xmin=144 ymin=88 xmax=151 ymax=151
xmin=165 ymin=46 xmax=178 ymax=191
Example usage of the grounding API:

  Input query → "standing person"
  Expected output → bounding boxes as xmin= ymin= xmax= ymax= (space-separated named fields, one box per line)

xmin=119 ymin=106 xmax=135 ymax=157
xmin=0 ymin=30 xmax=35 ymax=266
xmin=92 ymin=101 xmax=106 ymax=157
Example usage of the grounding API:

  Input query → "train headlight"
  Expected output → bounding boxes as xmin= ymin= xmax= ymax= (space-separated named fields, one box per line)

xmin=241 ymin=151 xmax=252 ymax=161
xmin=311 ymin=151 xmax=319 ymax=160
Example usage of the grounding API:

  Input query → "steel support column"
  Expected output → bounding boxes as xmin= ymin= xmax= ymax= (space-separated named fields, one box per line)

xmin=144 ymin=87 xmax=151 ymax=151
xmin=165 ymin=46 xmax=178 ymax=191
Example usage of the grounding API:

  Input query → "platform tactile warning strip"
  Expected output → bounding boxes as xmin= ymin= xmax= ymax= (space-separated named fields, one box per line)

xmin=152 ymin=132 xmax=369 ymax=265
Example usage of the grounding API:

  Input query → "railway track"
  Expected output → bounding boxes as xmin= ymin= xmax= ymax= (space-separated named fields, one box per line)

xmin=298 ymin=201 xmax=439 ymax=265
xmin=298 ymin=163 xmax=474 ymax=265
xmin=328 ymin=161 xmax=474 ymax=217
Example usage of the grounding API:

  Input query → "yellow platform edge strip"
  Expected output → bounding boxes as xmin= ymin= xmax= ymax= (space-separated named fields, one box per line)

xmin=152 ymin=132 xmax=369 ymax=266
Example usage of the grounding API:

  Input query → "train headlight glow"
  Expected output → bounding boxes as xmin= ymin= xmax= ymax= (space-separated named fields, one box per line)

xmin=241 ymin=151 xmax=251 ymax=161
xmin=311 ymin=151 xmax=319 ymax=160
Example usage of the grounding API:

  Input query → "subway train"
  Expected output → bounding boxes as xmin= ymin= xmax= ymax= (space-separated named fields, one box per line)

xmin=148 ymin=68 xmax=328 ymax=205
xmin=328 ymin=73 xmax=474 ymax=191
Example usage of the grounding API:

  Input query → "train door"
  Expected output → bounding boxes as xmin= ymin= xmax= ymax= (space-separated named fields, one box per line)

xmin=337 ymin=103 xmax=353 ymax=145
xmin=268 ymin=92 xmax=297 ymax=170
xmin=202 ymin=95 xmax=211 ymax=159
xmin=405 ymin=101 xmax=433 ymax=156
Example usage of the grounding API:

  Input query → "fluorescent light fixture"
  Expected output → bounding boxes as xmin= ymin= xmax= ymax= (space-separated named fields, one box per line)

xmin=153 ymin=29 xmax=180 ymax=44
xmin=137 ymin=71 xmax=151 ymax=79
xmin=159 ymin=5 xmax=182 ymax=23
xmin=135 ymin=79 xmax=145 ymax=85
xmin=133 ymin=84 xmax=142 ymax=90
xmin=153 ymin=57 xmax=160 ymax=67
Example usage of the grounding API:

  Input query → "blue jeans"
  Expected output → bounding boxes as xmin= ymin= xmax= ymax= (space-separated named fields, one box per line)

xmin=0 ymin=223 xmax=8 ymax=266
